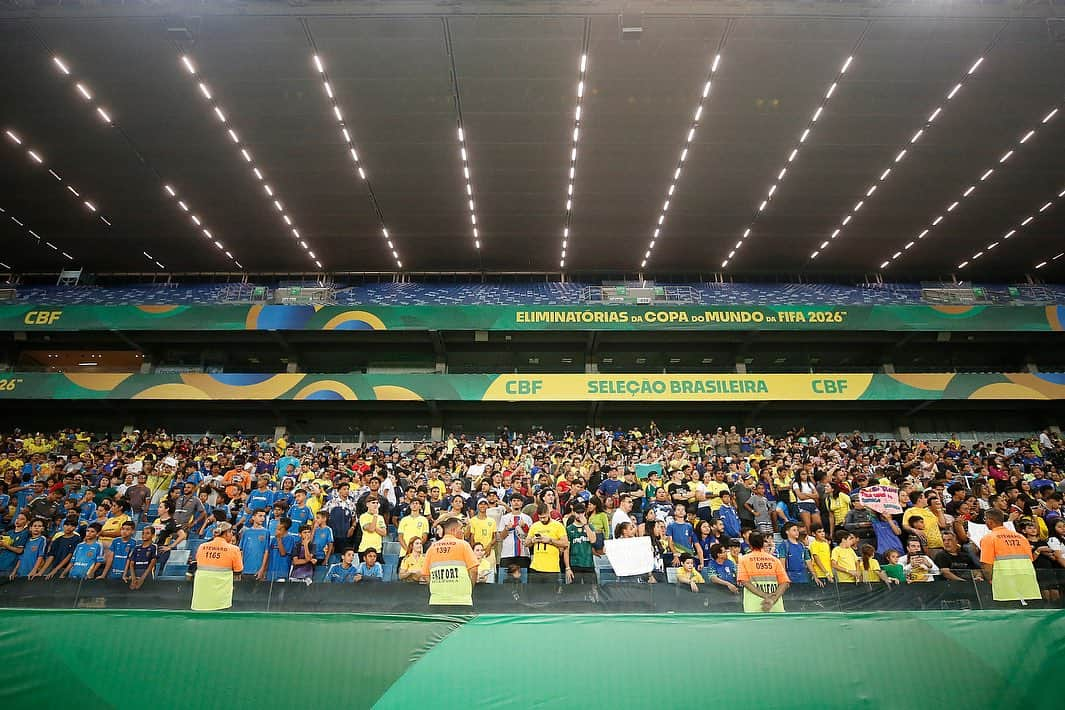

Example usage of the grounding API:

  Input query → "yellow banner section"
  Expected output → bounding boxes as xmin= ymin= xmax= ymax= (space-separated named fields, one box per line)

xmin=482 ymin=374 xmax=875 ymax=401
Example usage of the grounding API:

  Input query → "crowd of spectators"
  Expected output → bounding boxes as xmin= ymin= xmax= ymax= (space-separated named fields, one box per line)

xmin=1 ymin=424 xmax=1063 ymax=603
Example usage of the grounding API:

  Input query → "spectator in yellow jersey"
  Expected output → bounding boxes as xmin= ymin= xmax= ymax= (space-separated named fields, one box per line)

xmin=525 ymin=505 xmax=568 ymax=582
xmin=676 ymin=553 xmax=705 ymax=592
xmin=466 ymin=499 xmax=497 ymax=558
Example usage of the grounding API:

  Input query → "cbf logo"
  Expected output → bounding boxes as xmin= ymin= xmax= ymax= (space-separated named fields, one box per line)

xmin=504 ymin=379 xmax=543 ymax=395
xmin=811 ymin=379 xmax=849 ymax=394
xmin=23 ymin=310 xmax=62 ymax=325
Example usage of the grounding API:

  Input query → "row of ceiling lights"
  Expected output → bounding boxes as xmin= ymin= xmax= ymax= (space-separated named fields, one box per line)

xmin=812 ymin=55 xmax=985 ymax=263
xmin=4 ymin=128 xmax=114 ymax=230
xmin=456 ymin=123 xmax=480 ymax=252
xmin=725 ymin=54 xmax=854 ymax=268
xmin=9 ymin=46 xmax=1059 ymax=277
xmin=180 ymin=54 xmax=322 ymax=269
xmin=639 ymin=53 xmax=722 ymax=270
xmin=879 ymin=103 xmax=1059 ymax=270
xmin=0 ymin=205 xmax=72 ymax=264
xmin=53 ymin=54 xmax=240 ymax=271
xmin=315 ymin=54 xmax=402 ymax=269
xmin=956 ymin=183 xmax=1064 ymax=270
xmin=311 ymin=54 xmax=402 ymax=269
xmin=559 ymin=52 xmax=588 ymax=270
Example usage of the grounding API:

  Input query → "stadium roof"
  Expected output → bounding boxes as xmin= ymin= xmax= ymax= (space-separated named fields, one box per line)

xmin=1 ymin=1 xmax=1064 ymax=281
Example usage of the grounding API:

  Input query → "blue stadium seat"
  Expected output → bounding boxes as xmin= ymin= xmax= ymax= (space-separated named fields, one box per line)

xmin=15 ymin=281 xmax=1065 ymax=306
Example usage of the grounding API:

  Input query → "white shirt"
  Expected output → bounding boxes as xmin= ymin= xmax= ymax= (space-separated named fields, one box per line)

xmin=498 ymin=513 xmax=532 ymax=558
xmin=898 ymin=554 xmax=940 ymax=581
xmin=611 ymin=509 xmax=633 ymax=536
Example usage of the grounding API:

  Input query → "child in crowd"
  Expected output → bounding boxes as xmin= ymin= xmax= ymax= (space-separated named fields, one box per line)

xmin=676 ymin=553 xmax=705 ymax=592
xmin=326 ymin=549 xmax=359 ymax=583
xmin=353 ymin=548 xmax=384 ymax=583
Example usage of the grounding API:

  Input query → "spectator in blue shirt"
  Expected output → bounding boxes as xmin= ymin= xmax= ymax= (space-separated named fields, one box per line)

xmin=716 ymin=491 xmax=742 ymax=539
xmin=102 ymin=521 xmax=137 ymax=579
xmin=287 ymin=489 xmax=314 ymax=533
xmin=0 ymin=512 xmax=30 ymax=576
xmin=240 ymin=510 xmax=271 ymax=580
xmin=775 ymin=522 xmax=821 ymax=586
xmin=66 ymin=522 xmax=105 ymax=579
xmin=665 ymin=503 xmax=698 ymax=561
xmin=15 ymin=519 xmax=49 ymax=579
xmin=704 ymin=543 xmax=740 ymax=594
xmin=246 ymin=477 xmax=276 ymax=514
xmin=325 ymin=549 xmax=359 ymax=583
xmin=265 ymin=518 xmax=299 ymax=582
xmin=42 ymin=518 xmax=81 ymax=579
xmin=128 ymin=526 xmax=159 ymax=589
xmin=353 ymin=548 xmax=384 ymax=582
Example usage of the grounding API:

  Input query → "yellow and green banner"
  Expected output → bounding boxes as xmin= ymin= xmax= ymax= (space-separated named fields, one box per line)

xmin=3 ymin=303 xmax=1064 ymax=332
xmin=2 ymin=372 xmax=1064 ymax=401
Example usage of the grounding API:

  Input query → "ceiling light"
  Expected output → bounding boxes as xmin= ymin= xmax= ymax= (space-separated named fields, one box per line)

xmin=884 ymin=102 xmax=1059 ymax=270
xmin=813 ymin=53 xmax=992 ymax=263
xmin=96 ymin=107 xmax=112 ymax=123
xmin=198 ymin=83 xmax=212 ymax=100
xmin=75 ymin=83 xmax=92 ymax=100
xmin=181 ymin=55 xmax=196 ymax=74
xmin=4 ymin=130 xmax=21 ymax=144
xmin=27 ymin=150 xmax=43 ymax=163
xmin=53 ymin=56 xmax=70 ymax=74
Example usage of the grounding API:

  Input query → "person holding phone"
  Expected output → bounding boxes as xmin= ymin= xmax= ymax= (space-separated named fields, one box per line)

xmin=564 ymin=504 xmax=597 ymax=584
xmin=525 ymin=505 xmax=568 ymax=583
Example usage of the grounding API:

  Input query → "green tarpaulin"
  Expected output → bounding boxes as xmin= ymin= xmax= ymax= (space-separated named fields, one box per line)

xmin=0 ymin=609 xmax=1061 ymax=708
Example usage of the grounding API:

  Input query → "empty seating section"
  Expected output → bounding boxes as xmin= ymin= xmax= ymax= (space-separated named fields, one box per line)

xmin=11 ymin=282 xmax=1065 ymax=306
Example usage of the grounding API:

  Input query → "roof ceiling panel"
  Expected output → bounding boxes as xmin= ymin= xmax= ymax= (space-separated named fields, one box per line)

xmin=0 ymin=7 xmax=1060 ymax=279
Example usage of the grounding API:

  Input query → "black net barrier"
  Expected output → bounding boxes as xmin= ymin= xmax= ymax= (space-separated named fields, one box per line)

xmin=2 ymin=570 xmax=1063 ymax=613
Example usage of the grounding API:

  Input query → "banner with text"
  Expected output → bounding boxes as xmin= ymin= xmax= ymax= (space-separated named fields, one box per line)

xmin=1 ymin=372 xmax=1064 ymax=401
xmin=2 ymin=304 xmax=1064 ymax=332
xmin=857 ymin=485 xmax=904 ymax=515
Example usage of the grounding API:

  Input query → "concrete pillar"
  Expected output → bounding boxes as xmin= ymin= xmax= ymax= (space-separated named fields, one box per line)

xmin=273 ymin=425 xmax=287 ymax=442
xmin=735 ymin=362 xmax=747 ymax=374
xmin=285 ymin=361 xmax=300 ymax=373
xmin=139 ymin=360 xmax=153 ymax=374
xmin=1025 ymin=362 xmax=1039 ymax=373
xmin=895 ymin=425 xmax=911 ymax=441
xmin=431 ymin=426 xmax=444 ymax=441
xmin=881 ymin=362 xmax=895 ymax=374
